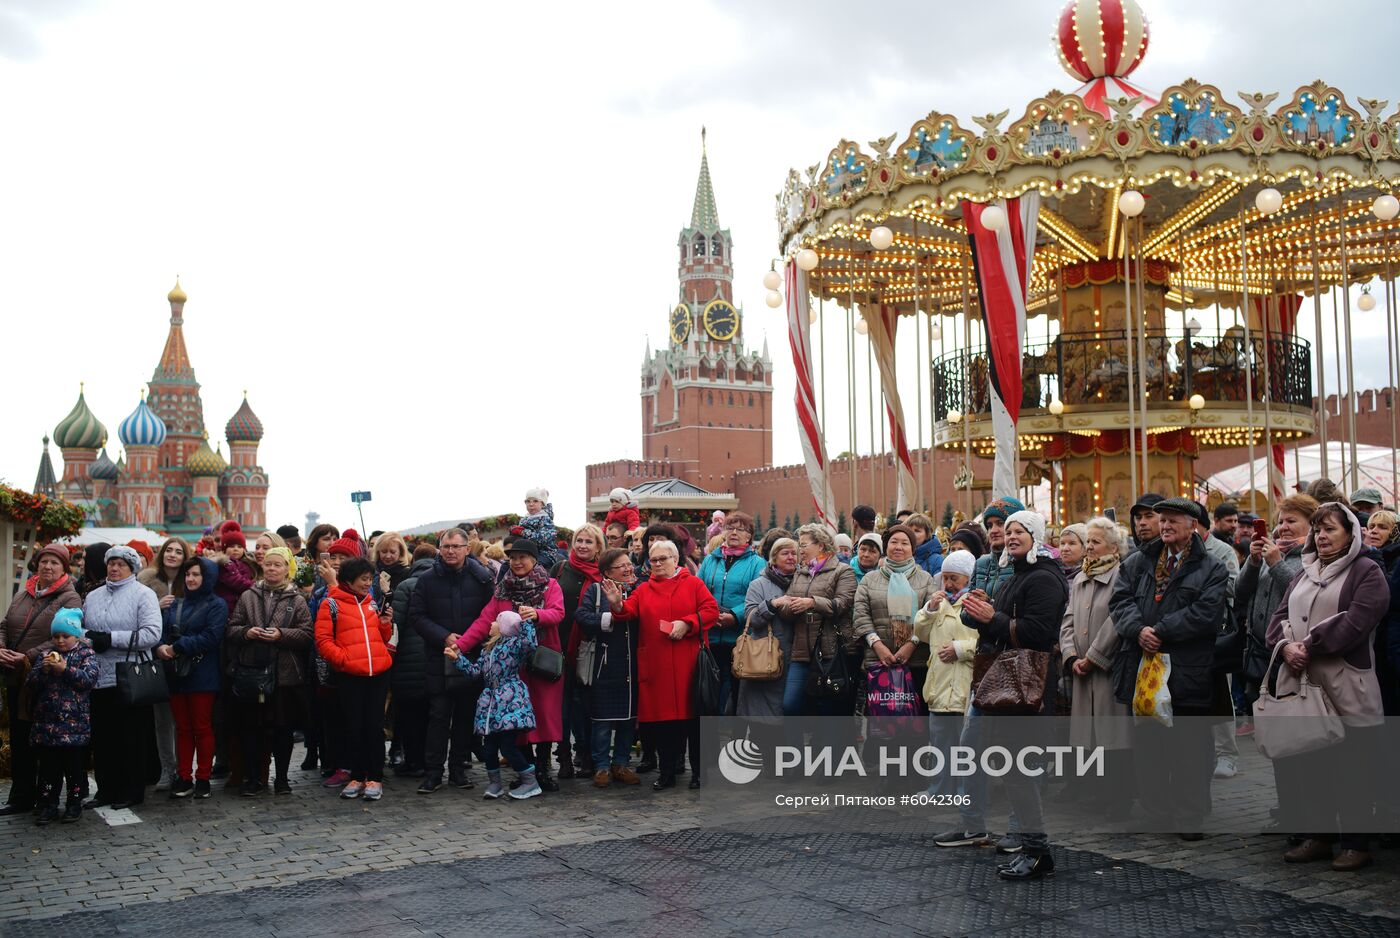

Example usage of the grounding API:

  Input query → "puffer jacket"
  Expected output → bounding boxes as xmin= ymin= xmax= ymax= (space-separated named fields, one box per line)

xmin=0 ymin=574 xmax=81 ymax=676
xmin=26 ymin=643 xmax=100 ymax=747
xmin=315 ymin=585 xmax=393 ymax=677
xmin=697 ymin=547 xmax=767 ymax=648
xmin=159 ymin=557 xmax=227 ymax=694
xmin=1109 ymin=533 xmax=1229 ymax=711
xmin=82 ymin=575 xmax=162 ymax=690
xmin=914 ymin=536 xmax=944 ymax=577
xmin=390 ymin=557 xmax=436 ymax=700
xmin=789 ymin=558 xmax=858 ymax=662
xmin=226 ymin=580 xmax=314 ymax=687
xmin=1237 ymin=541 xmax=1306 ymax=691
xmin=855 ymin=563 xmax=937 ymax=667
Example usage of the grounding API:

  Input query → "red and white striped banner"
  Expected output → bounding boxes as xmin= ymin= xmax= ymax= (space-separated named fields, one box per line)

xmin=785 ymin=260 xmax=839 ymax=530
xmin=862 ymin=303 xmax=920 ymax=512
xmin=964 ymin=194 xmax=1040 ymax=500
xmin=1253 ymin=293 xmax=1305 ymax=503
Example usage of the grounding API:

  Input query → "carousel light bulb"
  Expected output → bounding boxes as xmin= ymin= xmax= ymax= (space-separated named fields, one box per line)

xmin=1373 ymin=194 xmax=1400 ymax=221
xmin=1358 ymin=290 xmax=1377 ymax=311
xmin=796 ymin=248 xmax=820 ymax=271
xmin=762 ymin=270 xmax=782 ymax=291
xmin=929 ymin=320 xmax=942 ymax=341
xmin=1118 ymin=190 xmax=1145 ymax=217
xmin=947 ymin=409 xmax=962 ymax=424
xmin=1255 ymin=187 xmax=1283 ymax=215
xmin=1186 ymin=317 xmax=1202 ymax=335
xmin=809 ymin=307 xmax=819 ymax=325
xmin=870 ymin=226 xmax=894 ymax=250
xmin=765 ymin=290 xmax=783 ymax=309
xmin=1189 ymin=393 xmax=1206 ymax=410
xmin=1049 ymin=399 xmax=1065 ymax=416
xmin=855 ymin=318 xmax=869 ymax=335
xmin=980 ymin=205 xmax=1007 ymax=232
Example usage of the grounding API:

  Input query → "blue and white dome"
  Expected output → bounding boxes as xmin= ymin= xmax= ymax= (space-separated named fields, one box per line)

xmin=117 ymin=395 xmax=167 ymax=448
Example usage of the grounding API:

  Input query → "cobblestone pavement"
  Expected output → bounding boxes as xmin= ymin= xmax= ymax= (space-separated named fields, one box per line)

xmin=2 ymin=743 xmax=1399 ymax=934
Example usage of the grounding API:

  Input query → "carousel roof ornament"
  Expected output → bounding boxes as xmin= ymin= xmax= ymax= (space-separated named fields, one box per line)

xmin=1055 ymin=0 xmax=1156 ymax=117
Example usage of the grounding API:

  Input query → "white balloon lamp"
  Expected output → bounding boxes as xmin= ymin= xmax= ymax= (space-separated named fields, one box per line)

xmin=1118 ymin=190 xmax=1145 ymax=217
xmin=765 ymin=291 xmax=783 ymax=309
xmin=796 ymin=248 xmax=820 ymax=271
xmin=870 ymin=226 xmax=894 ymax=250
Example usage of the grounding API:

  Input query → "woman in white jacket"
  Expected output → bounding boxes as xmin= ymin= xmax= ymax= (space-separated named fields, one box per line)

xmin=912 ymin=550 xmax=979 ymax=798
xmin=81 ymin=545 xmax=163 ymax=809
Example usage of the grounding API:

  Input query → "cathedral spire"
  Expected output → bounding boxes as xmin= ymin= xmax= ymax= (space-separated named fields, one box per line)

xmin=690 ymin=127 xmax=719 ymax=232
xmin=156 ymin=278 xmax=194 ymax=379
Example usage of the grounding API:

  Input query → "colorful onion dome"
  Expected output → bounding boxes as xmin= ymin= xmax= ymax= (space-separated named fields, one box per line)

xmin=168 ymin=277 xmax=187 ymax=304
xmin=118 ymin=394 xmax=168 ymax=447
xmin=186 ymin=432 xmax=227 ymax=477
xmin=1055 ymin=0 xmax=1150 ymax=82
xmin=90 ymin=446 xmax=119 ymax=481
xmin=225 ymin=393 xmax=264 ymax=443
xmin=53 ymin=386 xmax=107 ymax=450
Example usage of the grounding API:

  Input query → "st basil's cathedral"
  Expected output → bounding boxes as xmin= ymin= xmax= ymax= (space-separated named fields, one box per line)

xmin=33 ymin=281 xmax=270 ymax=536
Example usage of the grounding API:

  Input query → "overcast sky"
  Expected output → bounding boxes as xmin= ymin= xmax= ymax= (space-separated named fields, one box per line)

xmin=2 ymin=0 xmax=1397 ymax=531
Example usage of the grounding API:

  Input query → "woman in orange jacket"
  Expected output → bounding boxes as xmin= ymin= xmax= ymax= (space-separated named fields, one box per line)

xmin=315 ymin=557 xmax=394 ymax=800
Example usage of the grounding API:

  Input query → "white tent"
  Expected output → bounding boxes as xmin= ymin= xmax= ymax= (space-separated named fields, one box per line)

xmin=1203 ymin=443 xmax=1398 ymax=507
xmin=60 ymin=526 xmax=169 ymax=547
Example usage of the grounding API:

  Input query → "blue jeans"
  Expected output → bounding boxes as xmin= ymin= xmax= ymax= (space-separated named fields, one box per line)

xmin=783 ymin=660 xmax=810 ymax=716
xmin=926 ymin=712 xmax=963 ymax=798
xmin=591 ymin=720 xmax=636 ymax=769
xmin=483 ymin=732 xmax=529 ymax=774
xmin=955 ymin=705 xmax=1022 ymax=835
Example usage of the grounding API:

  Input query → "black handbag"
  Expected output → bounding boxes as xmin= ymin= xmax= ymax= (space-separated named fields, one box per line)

xmin=232 ymin=661 xmax=278 ymax=703
xmin=696 ymin=640 xmax=725 ymax=713
xmin=116 ymin=632 xmax=169 ymax=706
xmin=528 ymin=646 xmax=565 ymax=681
xmin=804 ymin=621 xmax=852 ymax=699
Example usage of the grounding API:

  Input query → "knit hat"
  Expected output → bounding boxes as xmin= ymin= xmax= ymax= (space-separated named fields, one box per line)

xmin=219 ymin=520 xmax=243 ymax=539
xmin=712 ymin=510 xmax=726 ymax=522
xmin=982 ymin=497 xmax=1026 ymax=524
xmin=835 ymin=533 xmax=852 ymax=550
xmin=327 ymin=529 xmax=363 ymax=557
xmin=525 ymin=487 xmax=549 ymax=502
xmin=856 ymin=532 xmax=884 ymax=554
xmin=221 ymin=528 xmax=247 ymax=550
xmin=495 ymin=610 xmax=523 ymax=638
xmin=609 ymin=487 xmax=635 ymax=506
xmin=104 ymin=544 xmax=143 ymax=573
xmin=50 ymin=607 xmax=83 ymax=638
xmin=999 ymin=510 xmax=1046 ymax=567
xmin=34 ymin=543 xmax=70 ymax=572
xmin=126 ymin=539 xmax=154 ymax=566
xmin=949 ymin=523 xmax=988 ymax=558
xmin=264 ymin=546 xmax=297 ymax=581
xmin=942 ymin=549 xmax=976 ymax=580
xmin=1060 ymin=522 xmax=1088 ymax=548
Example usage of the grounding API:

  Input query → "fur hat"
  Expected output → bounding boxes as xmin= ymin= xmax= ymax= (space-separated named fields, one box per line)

xmin=327 ymin=529 xmax=363 ymax=557
xmin=999 ymin=510 xmax=1047 ymax=567
xmin=525 ymin=487 xmax=550 ymax=503
xmin=104 ymin=544 xmax=143 ymax=573
xmin=50 ymin=607 xmax=84 ymax=638
xmin=941 ymin=549 xmax=976 ymax=581
xmin=495 ymin=610 xmax=524 ymax=638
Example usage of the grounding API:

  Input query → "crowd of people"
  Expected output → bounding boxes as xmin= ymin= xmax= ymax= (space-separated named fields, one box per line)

xmin=2 ymin=481 xmax=1396 ymax=884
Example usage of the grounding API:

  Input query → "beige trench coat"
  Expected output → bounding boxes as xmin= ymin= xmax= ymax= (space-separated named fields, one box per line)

xmin=1060 ymin=565 xmax=1131 ymax=750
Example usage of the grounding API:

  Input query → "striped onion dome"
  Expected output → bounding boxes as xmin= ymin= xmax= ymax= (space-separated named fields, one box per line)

xmin=186 ymin=433 xmax=228 ymax=477
xmin=53 ymin=387 xmax=107 ymax=450
xmin=90 ymin=446 xmax=120 ymax=481
xmin=225 ymin=393 xmax=264 ymax=443
xmin=118 ymin=394 xmax=167 ymax=448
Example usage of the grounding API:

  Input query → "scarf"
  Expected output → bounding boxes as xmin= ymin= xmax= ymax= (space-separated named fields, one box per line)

xmin=807 ymin=554 xmax=831 ymax=577
xmin=883 ymin=558 xmax=918 ymax=639
xmin=567 ymin=550 xmax=601 ymax=585
xmin=946 ymin=585 xmax=970 ymax=605
xmin=495 ymin=563 xmax=550 ymax=606
xmin=1317 ymin=541 xmax=1347 ymax=568
xmin=763 ymin=565 xmax=794 ymax=591
xmin=1082 ymin=553 xmax=1120 ymax=579
xmin=721 ymin=542 xmax=750 ymax=560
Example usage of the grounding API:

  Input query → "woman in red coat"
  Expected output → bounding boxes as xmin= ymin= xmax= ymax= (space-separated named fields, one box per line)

xmin=603 ymin=539 xmax=718 ymax=791
xmin=458 ymin=540 xmax=566 ymax=790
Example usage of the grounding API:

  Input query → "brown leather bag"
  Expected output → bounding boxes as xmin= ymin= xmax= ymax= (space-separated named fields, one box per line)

xmin=731 ymin=611 xmax=783 ymax=681
xmin=971 ymin=620 xmax=1052 ymax=714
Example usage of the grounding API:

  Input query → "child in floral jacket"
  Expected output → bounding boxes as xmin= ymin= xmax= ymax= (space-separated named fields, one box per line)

xmin=518 ymin=488 xmax=566 ymax=568
xmin=27 ymin=608 xmax=100 ymax=824
xmin=446 ymin=610 xmax=539 ymax=801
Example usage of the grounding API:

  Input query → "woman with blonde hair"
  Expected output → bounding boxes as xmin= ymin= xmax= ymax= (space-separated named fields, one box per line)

xmin=252 ymin=531 xmax=287 ymax=569
xmin=552 ymin=523 xmax=608 ymax=777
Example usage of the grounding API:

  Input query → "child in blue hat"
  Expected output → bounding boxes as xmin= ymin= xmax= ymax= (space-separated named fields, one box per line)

xmin=26 ymin=608 xmax=100 ymax=824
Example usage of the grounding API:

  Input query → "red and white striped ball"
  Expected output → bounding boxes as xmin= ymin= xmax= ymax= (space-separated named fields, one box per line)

xmin=1055 ymin=0 xmax=1150 ymax=82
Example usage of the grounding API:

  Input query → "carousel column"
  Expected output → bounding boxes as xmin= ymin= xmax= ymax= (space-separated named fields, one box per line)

xmin=1338 ymin=199 xmax=1360 ymax=492
xmin=1238 ymin=196 xmax=1259 ymax=513
xmin=1120 ymin=212 xmax=1140 ymax=500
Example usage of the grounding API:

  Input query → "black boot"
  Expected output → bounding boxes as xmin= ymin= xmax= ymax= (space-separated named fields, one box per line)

xmin=300 ymin=746 xmax=319 ymax=772
xmin=556 ymin=743 xmax=575 ymax=780
xmin=36 ymin=805 xmax=59 ymax=826
xmin=535 ymin=745 xmax=559 ymax=792
xmin=448 ymin=765 xmax=474 ymax=789
xmin=62 ymin=789 xmax=83 ymax=824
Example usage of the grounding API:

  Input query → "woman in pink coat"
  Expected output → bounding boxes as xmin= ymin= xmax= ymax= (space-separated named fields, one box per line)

xmin=457 ymin=540 xmax=565 ymax=791
xmin=603 ymin=539 xmax=718 ymax=791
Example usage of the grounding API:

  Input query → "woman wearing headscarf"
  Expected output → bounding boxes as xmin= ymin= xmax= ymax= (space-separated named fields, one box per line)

xmin=1058 ymin=516 xmax=1131 ymax=813
xmin=0 ymin=543 xmax=81 ymax=815
xmin=458 ymin=540 xmax=567 ymax=791
xmin=737 ymin=536 xmax=799 ymax=721
xmin=81 ymin=545 xmax=163 ymax=809
xmin=154 ymin=557 xmax=227 ymax=798
xmin=551 ymin=524 xmax=607 ymax=777
xmin=1267 ymin=502 xmax=1389 ymax=872
xmin=1057 ymin=523 xmax=1088 ymax=581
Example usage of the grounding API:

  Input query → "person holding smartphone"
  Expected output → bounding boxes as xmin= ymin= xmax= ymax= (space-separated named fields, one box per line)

xmin=1237 ymin=494 xmax=1319 ymax=707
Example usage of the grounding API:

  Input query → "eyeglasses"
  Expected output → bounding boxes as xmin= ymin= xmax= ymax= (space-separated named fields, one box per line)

xmin=439 ymin=543 xmax=467 ymax=551
xmin=649 ymin=555 xmax=675 ymax=563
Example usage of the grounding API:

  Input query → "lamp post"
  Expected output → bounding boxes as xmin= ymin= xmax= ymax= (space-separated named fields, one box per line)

xmin=1188 ymin=394 xmax=1205 ymax=500
xmin=1049 ymin=398 xmax=1065 ymax=525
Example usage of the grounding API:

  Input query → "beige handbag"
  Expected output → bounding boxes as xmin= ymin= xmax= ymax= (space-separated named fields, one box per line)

xmin=1254 ymin=637 xmax=1345 ymax=760
xmin=731 ymin=610 xmax=784 ymax=680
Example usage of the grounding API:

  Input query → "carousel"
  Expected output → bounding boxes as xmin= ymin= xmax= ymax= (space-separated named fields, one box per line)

xmin=770 ymin=0 xmax=1400 ymax=524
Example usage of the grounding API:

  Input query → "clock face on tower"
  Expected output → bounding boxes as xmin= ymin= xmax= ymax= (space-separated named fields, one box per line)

xmin=670 ymin=304 xmax=692 ymax=343
xmin=702 ymin=299 xmax=739 ymax=341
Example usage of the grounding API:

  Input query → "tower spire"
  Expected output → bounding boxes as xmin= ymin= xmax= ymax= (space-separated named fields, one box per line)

xmin=690 ymin=127 xmax=719 ymax=231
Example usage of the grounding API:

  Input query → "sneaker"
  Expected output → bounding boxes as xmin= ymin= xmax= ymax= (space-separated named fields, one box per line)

xmin=996 ymin=834 xmax=1023 ymax=854
xmin=154 ymin=775 xmax=174 ymax=793
xmin=322 ymin=769 xmax=351 ymax=789
xmin=483 ymin=771 xmax=505 ymax=800
xmin=274 ymin=778 xmax=292 ymax=795
xmin=340 ymin=780 xmax=365 ymax=799
xmin=933 ymin=830 xmax=990 ymax=848
xmin=363 ymin=782 xmax=383 ymax=801
xmin=1235 ymin=721 xmax=1255 ymax=737
xmin=241 ymin=781 xmax=265 ymax=797
xmin=170 ymin=778 xmax=195 ymax=799
xmin=1213 ymin=757 xmax=1238 ymax=779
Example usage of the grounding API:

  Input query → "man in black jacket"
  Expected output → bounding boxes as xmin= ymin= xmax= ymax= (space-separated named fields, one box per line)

xmin=1109 ymin=497 xmax=1229 ymax=838
xmin=407 ymin=527 xmax=495 ymax=793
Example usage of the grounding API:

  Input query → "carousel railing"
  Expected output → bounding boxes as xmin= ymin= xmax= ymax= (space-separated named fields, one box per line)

xmin=931 ymin=330 xmax=1313 ymax=417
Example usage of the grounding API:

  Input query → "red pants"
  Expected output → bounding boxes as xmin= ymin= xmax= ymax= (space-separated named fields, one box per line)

xmin=169 ymin=692 xmax=217 ymax=781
